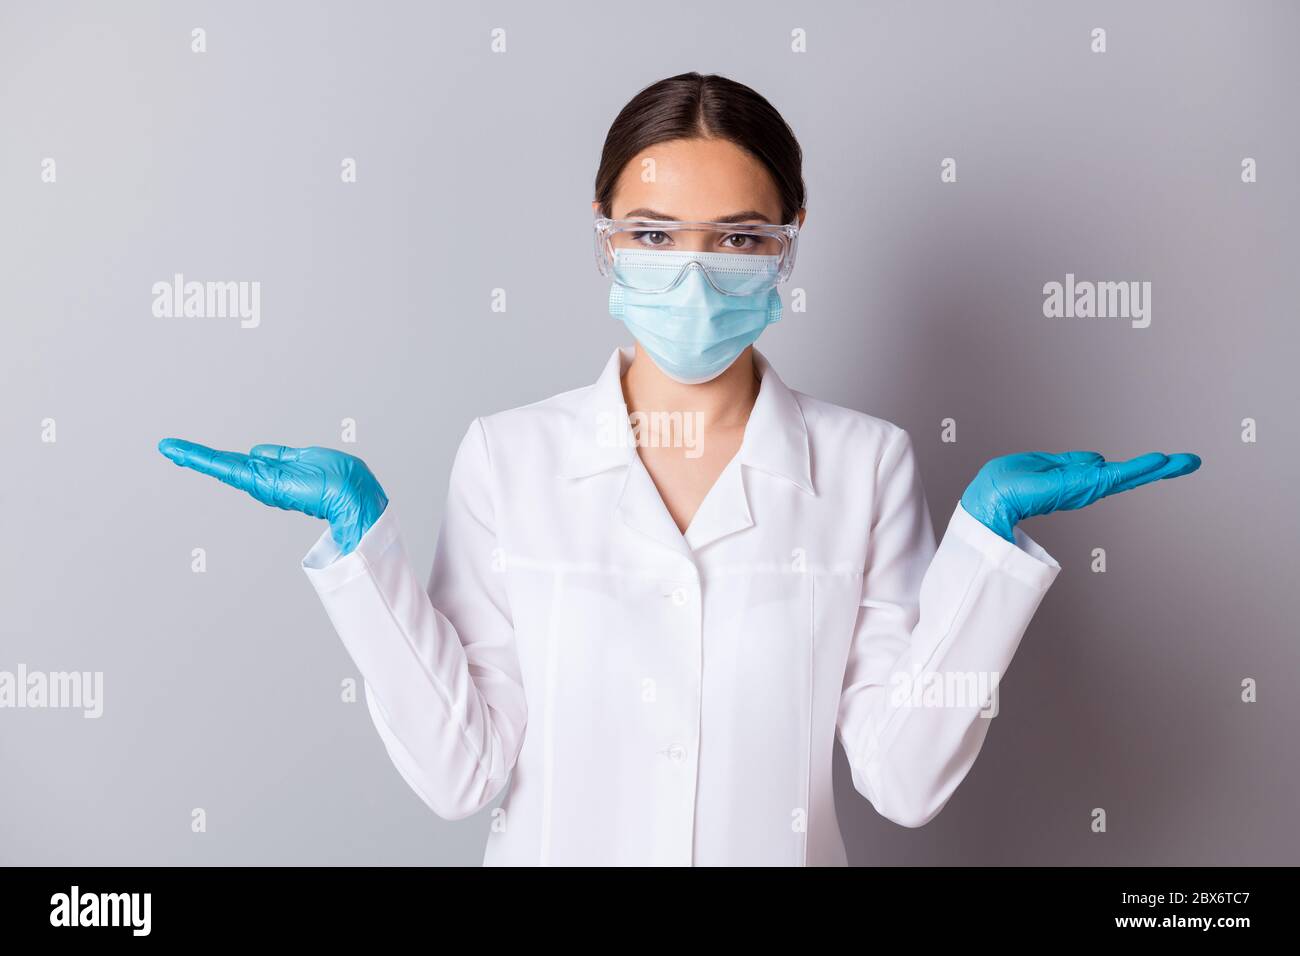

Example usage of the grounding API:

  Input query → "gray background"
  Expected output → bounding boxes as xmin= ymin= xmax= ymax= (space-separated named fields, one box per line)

xmin=1 ymin=0 xmax=1296 ymax=865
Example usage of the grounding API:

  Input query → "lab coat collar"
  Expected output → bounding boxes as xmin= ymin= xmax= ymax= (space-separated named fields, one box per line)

xmin=559 ymin=346 xmax=815 ymax=554
xmin=559 ymin=347 xmax=815 ymax=496
xmin=557 ymin=348 xmax=638 ymax=480
xmin=741 ymin=349 xmax=816 ymax=496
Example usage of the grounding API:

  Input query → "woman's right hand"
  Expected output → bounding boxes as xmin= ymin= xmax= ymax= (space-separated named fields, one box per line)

xmin=157 ymin=439 xmax=389 ymax=555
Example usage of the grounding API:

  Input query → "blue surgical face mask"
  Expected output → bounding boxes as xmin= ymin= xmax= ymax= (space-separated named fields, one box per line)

xmin=608 ymin=249 xmax=783 ymax=385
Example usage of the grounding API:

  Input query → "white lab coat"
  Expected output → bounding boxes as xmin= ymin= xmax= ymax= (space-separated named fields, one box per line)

xmin=302 ymin=347 xmax=1060 ymax=866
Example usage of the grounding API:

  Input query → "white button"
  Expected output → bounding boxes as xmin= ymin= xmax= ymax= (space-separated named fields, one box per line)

xmin=669 ymin=587 xmax=689 ymax=606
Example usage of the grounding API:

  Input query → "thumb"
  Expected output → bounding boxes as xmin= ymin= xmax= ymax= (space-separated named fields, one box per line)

xmin=249 ymin=444 xmax=302 ymax=462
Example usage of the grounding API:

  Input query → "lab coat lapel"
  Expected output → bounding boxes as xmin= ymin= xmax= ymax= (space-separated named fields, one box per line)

xmin=617 ymin=454 xmax=693 ymax=557
xmin=559 ymin=347 xmax=692 ymax=557
xmin=560 ymin=346 xmax=813 ymax=558
xmin=682 ymin=458 xmax=753 ymax=550
xmin=739 ymin=351 xmax=816 ymax=497
xmin=682 ymin=350 xmax=815 ymax=551
xmin=556 ymin=349 xmax=636 ymax=481
xmin=638 ymin=349 xmax=815 ymax=553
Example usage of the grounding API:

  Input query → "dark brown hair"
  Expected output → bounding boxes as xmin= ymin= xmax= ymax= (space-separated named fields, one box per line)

xmin=593 ymin=72 xmax=806 ymax=224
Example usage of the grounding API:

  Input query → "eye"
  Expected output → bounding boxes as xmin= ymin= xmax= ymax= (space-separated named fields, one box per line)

xmin=631 ymin=230 xmax=673 ymax=247
xmin=720 ymin=233 xmax=759 ymax=251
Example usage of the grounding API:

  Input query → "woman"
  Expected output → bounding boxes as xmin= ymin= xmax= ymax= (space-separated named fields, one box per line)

xmin=158 ymin=73 xmax=1199 ymax=866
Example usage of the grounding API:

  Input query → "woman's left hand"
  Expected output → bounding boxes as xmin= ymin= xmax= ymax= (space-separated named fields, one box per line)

xmin=960 ymin=450 xmax=1202 ymax=542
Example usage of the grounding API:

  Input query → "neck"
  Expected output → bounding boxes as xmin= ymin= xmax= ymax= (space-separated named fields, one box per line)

xmin=621 ymin=343 xmax=761 ymax=429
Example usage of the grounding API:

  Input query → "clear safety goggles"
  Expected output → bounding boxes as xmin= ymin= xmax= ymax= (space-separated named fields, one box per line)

xmin=593 ymin=217 xmax=800 ymax=294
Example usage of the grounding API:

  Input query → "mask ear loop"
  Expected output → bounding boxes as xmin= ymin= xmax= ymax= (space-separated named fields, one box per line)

xmin=766 ymin=288 xmax=783 ymax=324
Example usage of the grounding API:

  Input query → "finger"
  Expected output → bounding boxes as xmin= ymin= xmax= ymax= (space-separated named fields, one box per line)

xmin=159 ymin=437 xmax=192 ymax=463
xmin=1108 ymin=452 xmax=1201 ymax=494
xmin=1096 ymin=452 xmax=1172 ymax=496
xmin=159 ymin=437 xmax=217 ymax=468
xmin=1164 ymin=452 xmax=1202 ymax=476
xmin=250 ymin=443 xmax=302 ymax=462
xmin=157 ymin=438 xmax=268 ymax=496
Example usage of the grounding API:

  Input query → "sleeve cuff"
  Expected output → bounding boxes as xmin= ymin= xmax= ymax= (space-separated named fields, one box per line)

xmin=948 ymin=500 xmax=1061 ymax=590
xmin=301 ymin=503 xmax=403 ymax=592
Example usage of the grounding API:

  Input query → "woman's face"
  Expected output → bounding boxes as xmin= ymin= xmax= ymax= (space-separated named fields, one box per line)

xmin=593 ymin=137 xmax=805 ymax=253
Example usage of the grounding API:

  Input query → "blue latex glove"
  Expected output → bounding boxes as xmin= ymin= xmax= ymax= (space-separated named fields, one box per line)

xmin=960 ymin=450 xmax=1201 ymax=542
xmin=158 ymin=438 xmax=389 ymax=555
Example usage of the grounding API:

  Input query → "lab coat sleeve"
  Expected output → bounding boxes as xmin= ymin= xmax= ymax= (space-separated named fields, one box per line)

xmin=836 ymin=427 xmax=1061 ymax=828
xmin=300 ymin=418 xmax=526 ymax=821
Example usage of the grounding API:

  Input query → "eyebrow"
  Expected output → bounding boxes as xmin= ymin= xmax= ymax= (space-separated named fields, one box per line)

xmin=619 ymin=208 xmax=776 ymax=224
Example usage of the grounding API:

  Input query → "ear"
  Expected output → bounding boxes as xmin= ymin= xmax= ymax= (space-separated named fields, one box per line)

xmin=591 ymin=199 xmax=603 ymax=217
xmin=795 ymin=208 xmax=807 ymax=229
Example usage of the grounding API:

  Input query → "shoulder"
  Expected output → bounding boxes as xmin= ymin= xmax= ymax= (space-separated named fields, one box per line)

xmin=478 ymin=380 xmax=594 ymax=441
xmin=453 ymin=380 xmax=598 ymax=478
xmin=791 ymin=388 xmax=911 ymax=464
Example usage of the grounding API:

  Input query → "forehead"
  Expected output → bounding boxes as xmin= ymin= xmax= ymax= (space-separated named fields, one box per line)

xmin=611 ymin=137 xmax=783 ymax=221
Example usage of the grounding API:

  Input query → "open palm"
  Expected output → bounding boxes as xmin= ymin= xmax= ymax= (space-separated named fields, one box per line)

xmin=158 ymin=438 xmax=388 ymax=555
xmin=961 ymin=450 xmax=1201 ymax=542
